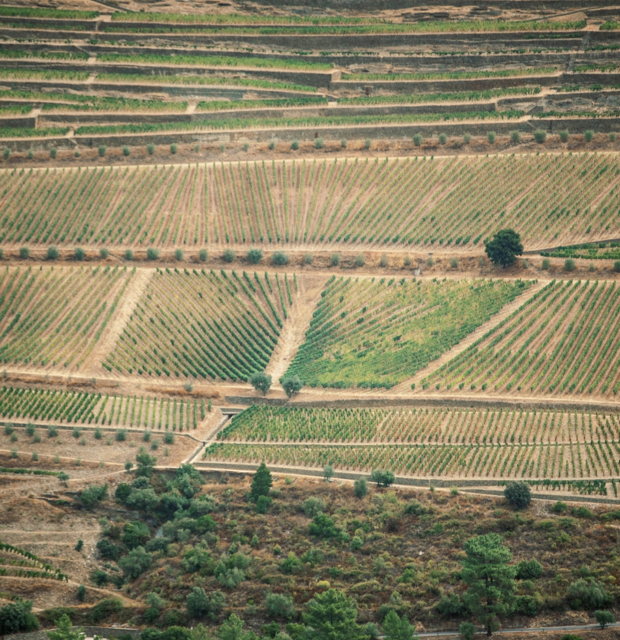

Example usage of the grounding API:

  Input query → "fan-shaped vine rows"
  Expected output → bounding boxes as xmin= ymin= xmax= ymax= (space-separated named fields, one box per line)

xmin=285 ymin=275 xmax=531 ymax=389
xmin=422 ymin=279 xmax=620 ymax=398
xmin=0 ymin=265 xmax=133 ymax=371
xmin=105 ymin=268 xmax=297 ymax=381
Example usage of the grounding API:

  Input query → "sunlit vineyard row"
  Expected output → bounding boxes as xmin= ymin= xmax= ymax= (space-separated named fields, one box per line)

xmin=0 ymin=266 xmax=133 ymax=371
xmin=286 ymin=276 xmax=531 ymax=389
xmin=105 ymin=268 xmax=297 ymax=381
xmin=0 ymin=385 xmax=207 ymax=430
xmin=218 ymin=405 xmax=620 ymax=445
xmin=422 ymin=279 xmax=620 ymax=398
xmin=1 ymin=154 xmax=620 ymax=249
xmin=203 ymin=440 xmax=620 ymax=479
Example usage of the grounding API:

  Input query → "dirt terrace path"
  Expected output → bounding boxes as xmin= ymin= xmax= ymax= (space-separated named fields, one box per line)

xmin=390 ymin=280 xmax=548 ymax=393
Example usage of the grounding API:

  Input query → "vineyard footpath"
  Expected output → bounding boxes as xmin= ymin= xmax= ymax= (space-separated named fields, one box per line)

xmin=285 ymin=275 xmax=532 ymax=389
xmin=2 ymin=154 xmax=620 ymax=251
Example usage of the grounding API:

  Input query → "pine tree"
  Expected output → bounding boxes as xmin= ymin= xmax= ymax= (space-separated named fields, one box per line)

xmin=250 ymin=462 xmax=272 ymax=503
xmin=46 ymin=615 xmax=85 ymax=640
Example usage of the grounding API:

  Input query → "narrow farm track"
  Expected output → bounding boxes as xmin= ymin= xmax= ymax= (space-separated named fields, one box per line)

xmin=265 ymin=273 xmax=328 ymax=381
xmin=84 ymin=267 xmax=152 ymax=373
xmin=390 ymin=280 xmax=549 ymax=394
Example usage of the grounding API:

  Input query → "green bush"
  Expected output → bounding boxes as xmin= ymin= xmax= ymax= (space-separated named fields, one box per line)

xmin=459 ymin=621 xmax=476 ymax=640
xmin=354 ymin=477 xmax=368 ymax=498
xmin=355 ymin=254 xmax=366 ymax=267
xmin=331 ymin=253 xmax=340 ymax=266
xmin=584 ymin=130 xmax=594 ymax=142
xmin=439 ymin=133 xmax=447 ymax=145
xmin=341 ymin=139 xmax=347 ymax=148
xmin=268 ymin=140 xmax=276 ymax=150
xmin=174 ymin=248 xmax=183 ymax=261
xmin=2 ymin=148 xmax=9 ymax=160
xmin=568 ymin=579 xmax=610 ymax=609
xmin=413 ymin=134 xmax=422 ymax=146
xmin=504 ymin=481 xmax=531 ymax=510
xmin=223 ymin=249 xmax=236 ymax=263
xmin=595 ymin=610 xmax=614 ymax=629
xmin=304 ymin=253 xmax=313 ymax=265
xmin=122 ymin=146 xmax=130 ymax=156
xmin=170 ymin=143 xmax=177 ymax=154
xmin=147 ymin=143 xmax=155 ymax=155
xmin=98 ymin=145 xmax=107 ymax=157
xmin=516 ymin=559 xmax=543 ymax=580
xmin=463 ymin=133 xmax=471 ymax=144
xmin=19 ymin=247 xmax=29 ymax=259
xmin=199 ymin=249 xmax=208 ymax=262
xmin=534 ymin=129 xmax=547 ymax=143
xmin=50 ymin=147 xmax=57 ymax=159
xmin=565 ymin=258 xmax=576 ymax=272
xmin=272 ymin=251 xmax=289 ymax=265
xmin=364 ymin=138 xmax=371 ymax=149
xmin=609 ymin=132 xmax=617 ymax=142
xmin=100 ymin=248 xmax=109 ymax=259
xmin=147 ymin=247 xmax=159 ymax=261
xmin=119 ymin=546 xmax=152 ymax=579
xmin=302 ymin=497 xmax=325 ymax=518
xmin=315 ymin=137 xmax=324 ymax=149
xmin=125 ymin=249 xmax=134 ymax=261
xmin=370 ymin=470 xmax=395 ymax=487
xmin=282 ymin=375 xmax=303 ymax=398
xmin=510 ymin=131 xmax=521 ymax=143
xmin=291 ymin=140 xmax=299 ymax=150
xmin=487 ymin=131 xmax=496 ymax=144
xmin=265 ymin=592 xmax=294 ymax=619
xmin=542 ymin=257 xmax=551 ymax=270
xmin=560 ymin=129 xmax=569 ymax=143
xmin=247 ymin=248 xmax=263 ymax=264
xmin=0 ymin=600 xmax=39 ymax=635
xmin=74 ymin=247 xmax=85 ymax=261
xmin=47 ymin=246 xmax=59 ymax=260
xmin=613 ymin=260 xmax=620 ymax=272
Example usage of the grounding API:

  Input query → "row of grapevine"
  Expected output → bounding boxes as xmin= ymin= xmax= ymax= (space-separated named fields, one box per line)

xmin=422 ymin=279 xmax=620 ymax=398
xmin=0 ymin=385 xmax=205 ymax=430
xmin=0 ymin=165 xmax=206 ymax=247
xmin=0 ymin=265 xmax=133 ymax=371
xmin=0 ymin=542 xmax=68 ymax=581
xmin=1 ymin=154 xmax=620 ymax=250
xmin=204 ymin=440 xmax=620 ymax=479
xmin=219 ymin=405 xmax=620 ymax=445
xmin=285 ymin=275 xmax=531 ymax=388
xmin=105 ymin=268 xmax=297 ymax=380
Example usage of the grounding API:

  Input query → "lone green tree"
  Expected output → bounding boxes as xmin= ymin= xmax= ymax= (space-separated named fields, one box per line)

xmin=504 ymin=481 xmax=531 ymax=510
xmin=250 ymin=372 xmax=272 ymax=396
xmin=282 ymin=375 xmax=303 ymax=398
xmin=303 ymin=588 xmax=366 ymax=640
xmin=461 ymin=533 xmax=516 ymax=636
xmin=46 ymin=615 xmax=84 ymax=640
xmin=250 ymin=462 xmax=272 ymax=502
xmin=382 ymin=610 xmax=417 ymax=640
xmin=484 ymin=229 xmax=523 ymax=268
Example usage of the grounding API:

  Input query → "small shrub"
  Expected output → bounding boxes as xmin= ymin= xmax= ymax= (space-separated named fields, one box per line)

xmin=272 ymin=251 xmax=289 ymax=265
xmin=364 ymin=138 xmax=371 ymax=149
xmin=560 ymin=129 xmax=570 ymax=143
xmin=565 ymin=258 xmax=576 ymax=272
xmin=542 ymin=257 xmax=551 ymax=270
xmin=174 ymin=248 xmax=183 ymax=261
xmin=147 ymin=247 xmax=159 ymax=261
xmin=354 ymin=477 xmax=368 ymax=498
xmin=504 ymin=481 xmax=532 ymax=510
xmin=47 ymin=246 xmax=59 ymax=260
xmin=331 ymin=253 xmax=340 ymax=267
xmin=438 ymin=133 xmax=447 ymax=145
xmin=450 ymin=257 xmax=458 ymax=269
xmin=341 ymin=139 xmax=347 ymax=148
xmin=459 ymin=622 xmax=476 ymax=640
xmin=115 ymin=429 xmax=127 ymax=442
xmin=247 ymin=248 xmax=263 ymax=264
xmin=122 ymin=146 xmax=130 ymax=156
xmin=315 ymin=137 xmax=324 ymax=149
xmin=74 ymin=247 xmax=85 ymax=261
xmin=170 ymin=144 xmax=177 ymax=154
xmin=50 ymin=147 xmax=57 ymax=159
xmin=355 ymin=254 xmax=365 ymax=267
xmin=75 ymin=539 xmax=84 ymax=552
xmin=27 ymin=149 xmax=34 ymax=159
xmin=2 ymin=148 xmax=9 ymax=160
xmin=413 ymin=134 xmax=422 ymax=146
xmin=199 ymin=249 xmax=208 ymax=262
xmin=164 ymin=432 xmax=175 ymax=444
xmin=219 ymin=144 xmax=225 ymax=152
xmin=48 ymin=426 xmax=58 ymax=437
xmin=303 ymin=253 xmax=313 ymax=265
xmin=223 ymin=249 xmax=236 ymax=263
xmin=291 ymin=140 xmax=299 ymax=150
xmin=125 ymin=249 xmax=134 ymax=261
xmin=463 ymin=133 xmax=471 ymax=144
xmin=147 ymin=143 xmax=155 ymax=155
xmin=609 ymin=132 xmax=617 ymax=142
xmin=303 ymin=497 xmax=325 ymax=518
xmin=534 ymin=129 xmax=547 ymax=144
xmin=77 ymin=585 xmax=86 ymax=603
xmin=585 ymin=130 xmax=594 ymax=142
xmin=74 ymin=149 xmax=80 ymax=158
xmin=99 ymin=248 xmax=109 ymax=259
xmin=379 ymin=254 xmax=388 ymax=268
xmin=268 ymin=140 xmax=275 ymax=150
xmin=98 ymin=145 xmax=106 ymax=158
xmin=487 ymin=131 xmax=496 ymax=144
xmin=19 ymin=247 xmax=30 ymax=259
xmin=31 ymin=451 xmax=39 ymax=461
xmin=194 ymin=144 xmax=200 ymax=152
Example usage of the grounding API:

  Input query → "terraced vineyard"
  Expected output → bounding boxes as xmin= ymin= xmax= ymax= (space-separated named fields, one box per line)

xmin=0 ymin=266 xmax=133 ymax=371
xmin=0 ymin=385 xmax=206 ymax=431
xmin=203 ymin=440 xmax=620 ymax=479
xmin=217 ymin=405 xmax=620 ymax=445
xmin=105 ymin=268 xmax=297 ymax=381
xmin=3 ymin=154 xmax=620 ymax=251
xmin=0 ymin=541 xmax=68 ymax=582
xmin=285 ymin=276 xmax=531 ymax=389
xmin=421 ymin=279 xmax=620 ymax=398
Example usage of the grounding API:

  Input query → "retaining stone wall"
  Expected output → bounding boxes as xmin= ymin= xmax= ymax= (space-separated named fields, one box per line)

xmin=4 ymin=628 xmax=139 ymax=640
